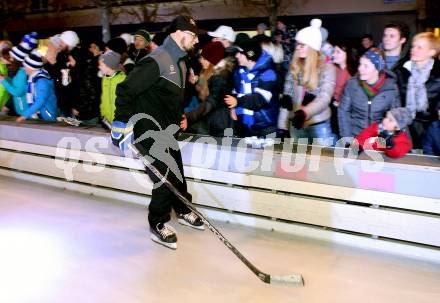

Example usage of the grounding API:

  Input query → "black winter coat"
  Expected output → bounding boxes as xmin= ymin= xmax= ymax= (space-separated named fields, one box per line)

xmin=395 ymin=59 xmax=440 ymax=122
xmin=76 ymin=55 xmax=101 ymax=120
xmin=186 ymin=59 xmax=235 ymax=137
xmin=114 ymin=36 xmax=187 ymax=147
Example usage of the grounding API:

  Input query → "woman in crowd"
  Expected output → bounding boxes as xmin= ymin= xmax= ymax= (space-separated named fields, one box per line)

xmin=330 ymin=39 xmax=359 ymax=137
xmin=338 ymin=48 xmax=401 ymax=139
xmin=278 ymin=19 xmax=336 ymax=146
xmin=183 ymin=41 xmax=237 ymax=137
xmin=395 ymin=32 xmax=440 ymax=149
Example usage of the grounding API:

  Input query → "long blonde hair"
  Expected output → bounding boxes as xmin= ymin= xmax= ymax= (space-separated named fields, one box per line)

xmin=290 ymin=47 xmax=321 ymax=91
xmin=197 ymin=63 xmax=214 ymax=102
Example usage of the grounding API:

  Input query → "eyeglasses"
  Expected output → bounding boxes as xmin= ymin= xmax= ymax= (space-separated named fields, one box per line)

xmin=183 ymin=31 xmax=197 ymax=39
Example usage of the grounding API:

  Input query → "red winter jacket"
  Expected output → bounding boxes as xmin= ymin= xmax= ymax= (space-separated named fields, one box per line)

xmin=355 ymin=122 xmax=412 ymax=158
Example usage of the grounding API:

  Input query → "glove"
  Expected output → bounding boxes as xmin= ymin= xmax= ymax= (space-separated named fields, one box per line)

xmin=111 ymin=121 xmax=133 ymax=151
xmin=384 ymin=136 xmax=395 ymax=149
xmin=280 ymin=94 xmax=293 ymax=111
xmin=276 ymin=129 xmax=289 ymax=142
xmin=302 ymin=92 xmax=316 ymax=106
xmin=378 ymin=129 xmax=395 ymax=149
xmin=235 ymin=107 xmax=254 ymax=128
xmin=291 ymin=110 xmax=306 ymax=129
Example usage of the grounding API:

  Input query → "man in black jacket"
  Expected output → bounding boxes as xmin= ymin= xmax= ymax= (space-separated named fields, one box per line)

xmin=112 ymin=15 xmax=204 ymax=250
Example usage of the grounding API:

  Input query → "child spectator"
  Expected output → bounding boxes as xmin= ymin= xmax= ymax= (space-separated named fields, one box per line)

xmin=338 ymin=48 xmax=401 ymax=139
xmin=0 ymin=40 xmax=13 ymax=109
xmin=99 ymin=51 xmax=126 ymax=123
xmin=0 ymin=37 xmax=29 ymax=116
xmin=355 ymin=107 xmax=412 ymax=159
xmin=16 ymin=50 xmax=57 ymax=122
xmin=224 ymin=39 xmax=279 ymax=137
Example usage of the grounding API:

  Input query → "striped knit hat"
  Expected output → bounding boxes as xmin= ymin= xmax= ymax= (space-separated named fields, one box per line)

xmin=23 ymin=49 xmax=44 ymax=70
xmin=10 ymin=32 xmax=38 ymax=62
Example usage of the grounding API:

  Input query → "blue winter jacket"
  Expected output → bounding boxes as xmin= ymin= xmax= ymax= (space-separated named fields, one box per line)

xmin=0 ymin=67 xmax=28 ymax=115
xmin=234 ymin=51 xmax=278 ymax=134
xmin=22 ymin=70 xmax=57 ymax=121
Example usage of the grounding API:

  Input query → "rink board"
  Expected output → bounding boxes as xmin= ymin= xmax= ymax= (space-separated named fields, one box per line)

xmin=0 ymin=121 xmax=439 ymax=261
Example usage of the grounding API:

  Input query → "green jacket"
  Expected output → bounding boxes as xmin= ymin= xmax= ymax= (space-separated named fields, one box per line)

xmin=0 ymin=62 xmax=10 ymax=108
xmin=100 ymin=71 xmax=126 ymax=122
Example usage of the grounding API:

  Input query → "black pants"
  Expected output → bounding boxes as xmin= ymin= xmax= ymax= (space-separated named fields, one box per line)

xmin=409 ymin=119 xmax=430 ymax=150
xmin=136 ymin=142 xmax=191 ymax=228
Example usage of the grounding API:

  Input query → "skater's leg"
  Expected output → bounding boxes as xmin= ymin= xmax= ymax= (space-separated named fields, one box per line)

xmin=168 ymin=149 xmax=204 ymax=230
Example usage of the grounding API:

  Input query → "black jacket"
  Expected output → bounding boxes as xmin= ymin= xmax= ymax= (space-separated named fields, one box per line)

xmin=44 ymin=48 xmax=83 ymax=116
xmin=186 ymin=58 xmax=235 ymax=137
xmin=76 ymin=54 xmax=101 ymax=120
xmin=395 ymin=59 xmax=440 ymax=122
xmin=114 ymin=36 xmax=187 ymax=144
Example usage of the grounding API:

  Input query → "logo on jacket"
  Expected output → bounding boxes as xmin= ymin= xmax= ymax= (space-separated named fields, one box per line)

xmin=169 ymin=64 xmax=176 ymax=75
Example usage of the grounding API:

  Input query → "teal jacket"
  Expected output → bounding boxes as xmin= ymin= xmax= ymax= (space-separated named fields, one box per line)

xmin=22 ymin=70 xmax=57 ymax=121
xmin=0 ymin=67 xmax=28 ymax=115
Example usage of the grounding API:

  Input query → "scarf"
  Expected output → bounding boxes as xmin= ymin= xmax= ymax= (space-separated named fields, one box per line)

xmin=405 ymin=58 xmax=433 ymax=119
xmin=235 ymin=67 xmax=257 ymax=128
xmin=237 ymin=67 xmax=257 ymax=97
xmin=360 ymin=72 xmax=386 ymax=99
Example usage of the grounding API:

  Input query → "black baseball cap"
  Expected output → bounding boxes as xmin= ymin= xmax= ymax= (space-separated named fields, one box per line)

xmin=236 ymin=39 xmax=262 ymax=62
xmin=168 ymin=15 xmax=204 ymax=34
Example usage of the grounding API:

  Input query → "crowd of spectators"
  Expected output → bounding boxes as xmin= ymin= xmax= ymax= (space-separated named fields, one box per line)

xmin=0 ymin=17 xmax=439 ymax=158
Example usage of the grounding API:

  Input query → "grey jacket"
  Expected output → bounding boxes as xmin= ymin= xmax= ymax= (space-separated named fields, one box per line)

xmin=279 ymin=62 xmax=336 ymax=129
xmin=338 ymin=75 xmax=401 ymax=138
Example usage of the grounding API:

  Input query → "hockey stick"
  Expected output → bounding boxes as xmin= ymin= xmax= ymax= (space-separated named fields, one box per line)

xmin=128 ymin=143 xmax=304 ymax=287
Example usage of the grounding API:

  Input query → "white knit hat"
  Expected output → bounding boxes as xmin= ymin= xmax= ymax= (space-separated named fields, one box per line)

xmin=295 ymin=19 xmax=323 ymax=51
xmin=60 ymin=31 xmax=79 ymax=49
